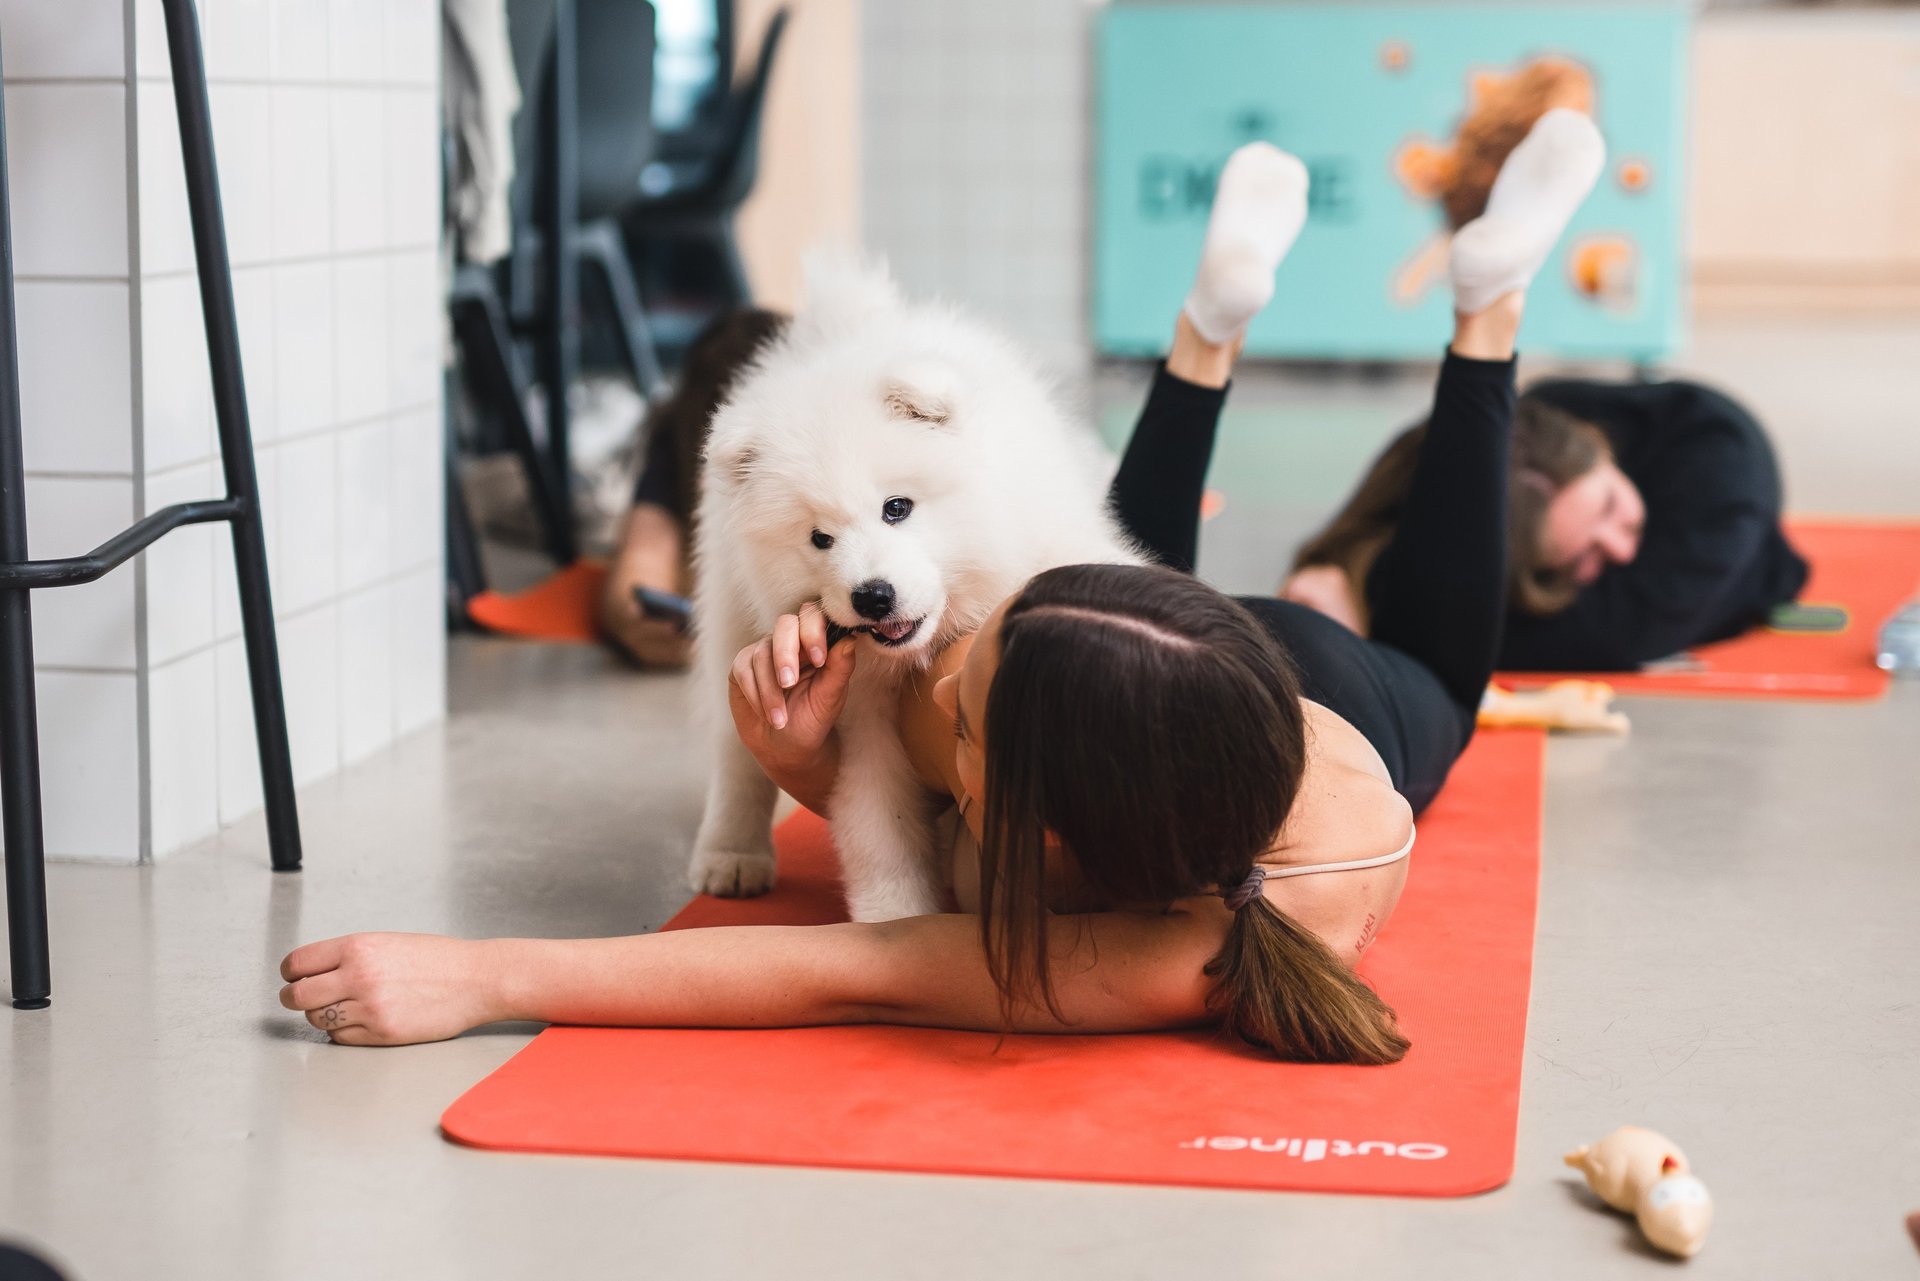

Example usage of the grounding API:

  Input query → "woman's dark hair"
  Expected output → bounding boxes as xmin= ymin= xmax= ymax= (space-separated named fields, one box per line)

xmin=976 ymin=563 xmax=1410 ymax=1065
xmin=1292 ymin=394 xmax=1612 ymax=624
xmin=651 ymin=307 xmax=788 ymax=523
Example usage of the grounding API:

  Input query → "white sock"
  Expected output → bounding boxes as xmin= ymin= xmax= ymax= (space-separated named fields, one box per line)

xmin=1182 ymin=143 xmax=1309 ymax=344
xmin=1449 ymin=108 xmax=1605 ymax=315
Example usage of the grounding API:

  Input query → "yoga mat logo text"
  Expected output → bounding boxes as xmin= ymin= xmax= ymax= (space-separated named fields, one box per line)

xmin=1178 ymin=1137 xmax=1448 ymax=1161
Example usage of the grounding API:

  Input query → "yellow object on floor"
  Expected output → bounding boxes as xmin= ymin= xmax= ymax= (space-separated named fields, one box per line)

xmin=1479 ymin=680 xmax=1629 ymax=734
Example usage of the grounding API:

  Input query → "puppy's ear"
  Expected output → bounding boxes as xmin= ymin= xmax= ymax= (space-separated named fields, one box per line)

xmin=882 ymin=356 xmax=959 ymax=428
xmin=703 ymin=438 xmax=760 ymax=488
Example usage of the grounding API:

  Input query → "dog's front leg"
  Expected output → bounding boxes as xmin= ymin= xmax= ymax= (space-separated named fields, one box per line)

xmin=829 ymin=708 xmax=948 ymax=922
xmin=687 ymin=601 xmax=779 ymax=897
xmin=688 ymin=731 xmax=781 ymax=897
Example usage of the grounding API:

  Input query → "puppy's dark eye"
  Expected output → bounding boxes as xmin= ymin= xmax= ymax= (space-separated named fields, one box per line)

xmin=882 ymin=497 xmax=914 ymax=525
xmin=811 ymin=530 xmax=834 ymax=550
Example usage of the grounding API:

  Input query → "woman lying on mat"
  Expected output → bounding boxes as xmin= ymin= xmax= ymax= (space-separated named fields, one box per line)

xmin=281 ymin=116 xmax=1599 ymax=1062
xmin=1281 ymin=375 xmax=1809 ymax=672
xmin=597 ymin=307 xmax=788 ymax=667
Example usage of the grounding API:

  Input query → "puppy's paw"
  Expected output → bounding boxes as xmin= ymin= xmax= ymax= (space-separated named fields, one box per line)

xmin=845 ymin=882 xmax=944 ymax=923
xmin=688 ymin=846 xmax=777 ymax=898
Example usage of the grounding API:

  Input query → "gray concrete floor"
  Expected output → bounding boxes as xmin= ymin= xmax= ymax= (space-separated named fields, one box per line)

xmin=5 ymin=318 xmax=1920 ymax=1280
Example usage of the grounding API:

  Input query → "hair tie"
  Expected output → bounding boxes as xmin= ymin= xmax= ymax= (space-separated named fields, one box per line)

xmin=1222 ymin=867 xmax=1268 ymax=911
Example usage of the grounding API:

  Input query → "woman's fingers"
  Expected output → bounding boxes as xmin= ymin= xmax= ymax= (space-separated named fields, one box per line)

xmin=798 ymin=603 xmax=829 ymax=668
xmin=280 ymin=971 xmax=352 ymax=1012
xmin=803 ymin=637 xmax=859 ymax=722
xmin=749 ymin=643 xmax=788 ymax=729
xmin=305 ymin=999 xmax=365 ymax=1036
xmin=730 ymin=649 xmax=767 ymax=725
xmin=280 ymin=938 xmax=343 ymax=982
xmin=772 ymin=614 xmax=802 ymax=687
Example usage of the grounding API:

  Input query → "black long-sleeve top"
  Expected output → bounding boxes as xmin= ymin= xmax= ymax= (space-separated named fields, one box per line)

xmin=1498 ymin=378 xmax=1809 ymax=672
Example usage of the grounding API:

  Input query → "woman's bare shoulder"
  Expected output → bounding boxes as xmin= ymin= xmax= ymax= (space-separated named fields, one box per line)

xmin=898 ymin=635 xmax=976 ymax=796
xmin=1280 ymin=699 xmax=1413 ymax=863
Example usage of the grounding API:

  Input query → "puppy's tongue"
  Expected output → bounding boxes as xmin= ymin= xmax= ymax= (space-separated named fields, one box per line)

xmin=874 ymin=618 xmax=916 ymax=641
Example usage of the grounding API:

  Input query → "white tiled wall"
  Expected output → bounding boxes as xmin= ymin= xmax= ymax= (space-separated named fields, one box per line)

xmin=2 ymin=0 xmax=445 ymax=863
xmin=861 ymin=0 xmax=1093 ymax=369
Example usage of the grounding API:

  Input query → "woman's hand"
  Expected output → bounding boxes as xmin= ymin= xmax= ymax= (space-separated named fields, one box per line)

xmin=599 ymin=584 xmax=694 ymax=667
xmin=279 ymin=933 xmax=506 ymax=1046
xmin=728 ymin=603 xmax=858 ymax=812
xmin=598 ymin=504 xmax=694 ymax=667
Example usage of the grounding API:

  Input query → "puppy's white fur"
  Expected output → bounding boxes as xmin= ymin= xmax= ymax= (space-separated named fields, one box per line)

xmin=689 ymin=255 xmax=1140 ymax=920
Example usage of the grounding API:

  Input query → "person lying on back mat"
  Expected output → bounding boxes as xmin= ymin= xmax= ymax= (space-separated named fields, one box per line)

xmin=277 ymin=117 xmax=1599 ymax=1063
xmin=597 ymin=307 xmax=788 ymax=667
xmin=1281 ymin=372 xmax=1809 ymax=672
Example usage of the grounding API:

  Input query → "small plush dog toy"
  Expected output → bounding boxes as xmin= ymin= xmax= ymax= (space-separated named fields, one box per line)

xmin=1564 ymin=1125 xmax=1713 ymax=1258
xmin=1479 ymin=680 xmax=1629 ymax=734
xmin=1390 ymin=56 xmax=1636 ymax=307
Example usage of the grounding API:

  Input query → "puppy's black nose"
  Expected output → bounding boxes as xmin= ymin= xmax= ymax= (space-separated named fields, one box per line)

xmin=851 ymin=581 xmax=896 ymax=621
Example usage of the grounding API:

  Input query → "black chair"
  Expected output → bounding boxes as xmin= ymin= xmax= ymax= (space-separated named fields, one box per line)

xmin=621 ymin=5 xmax=788 ymax=309
xmin=448 ymin=0 xmax=663 ymax=571
xmin=0 ymin=0 xmax=301 ymax=1009
xmin=506 ymin=0 xmax=667 ymax=397
xmin=448 ymin=259 xmax=577 ymax=564
xmin=573 ymin=0 xmax=666 ymax=396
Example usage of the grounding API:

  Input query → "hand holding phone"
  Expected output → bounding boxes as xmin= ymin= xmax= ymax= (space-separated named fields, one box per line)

xmin=633 ymin=586 xmax=693 ymax=632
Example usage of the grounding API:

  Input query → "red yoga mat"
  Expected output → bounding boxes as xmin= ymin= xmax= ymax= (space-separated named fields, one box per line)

xmin=441 ymin=729 xmax=1544 ymax=1197
xmin=465 ymin=561 xmax=608 ymax=644
xmin=1501 ymin=519 xmax=1920 ymax=701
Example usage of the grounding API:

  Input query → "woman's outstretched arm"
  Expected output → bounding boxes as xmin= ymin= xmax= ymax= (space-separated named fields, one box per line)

xmin=278 ymin=907 xmax=1225 ymax=1047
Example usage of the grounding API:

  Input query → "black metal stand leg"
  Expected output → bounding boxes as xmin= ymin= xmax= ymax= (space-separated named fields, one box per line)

xmin=538 ymin=0 xmax=580 ymax=548
xmin=0 ymin=54 xmax=52 ymax=1009
xmin=163 ymin=0 xmax=300 ymax=873
xmin=443 ymin=396 xmax=487 ymax=623
xmin=716 ymin=220 xmax=752 ymax=308
xmin=0 ymin=594 xmax=51 ymax=1011
xmin=580 ymin=223 xmax=664 ymax=397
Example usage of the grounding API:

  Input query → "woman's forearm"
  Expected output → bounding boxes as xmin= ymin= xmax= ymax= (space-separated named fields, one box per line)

xmin=488 ymin=925 xmax=879 ymax=1028
xmin=615 ymin=503 xmax=690 ymax=594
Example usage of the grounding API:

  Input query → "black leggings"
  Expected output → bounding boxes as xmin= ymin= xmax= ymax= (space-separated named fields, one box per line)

xmin=1107 ymin=352 xmax=1515 ymax=814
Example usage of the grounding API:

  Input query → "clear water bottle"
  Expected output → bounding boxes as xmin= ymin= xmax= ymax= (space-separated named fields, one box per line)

xmin=1878 ymin=599 xmax=1920 ymax=676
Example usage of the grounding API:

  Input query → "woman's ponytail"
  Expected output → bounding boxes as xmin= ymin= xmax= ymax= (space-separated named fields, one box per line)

xmin=1203 ymin=893 xmax=1411 ymax=1066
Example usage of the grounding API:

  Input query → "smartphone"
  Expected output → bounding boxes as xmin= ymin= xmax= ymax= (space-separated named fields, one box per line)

xmin=1767 ymin=602 xmax=1849 ymax=635
xmin=633 ymin=586 xmax=693 ymax=632
xmin=1639 ymin=652 xmax=1705 ymax=674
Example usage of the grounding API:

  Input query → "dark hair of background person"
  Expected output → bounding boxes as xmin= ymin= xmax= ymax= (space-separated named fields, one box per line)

xmin=976 ymin=563 xmax=1411 ymax=1065
xmin=657 ymin=307 xmax=788 ymax=522
xmin=1294 ymin=396 xmax=1611 ymax=625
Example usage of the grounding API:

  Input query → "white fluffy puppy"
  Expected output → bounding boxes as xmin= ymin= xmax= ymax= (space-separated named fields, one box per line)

xmin=689 ymin=256 xmax=1140 ymax=921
